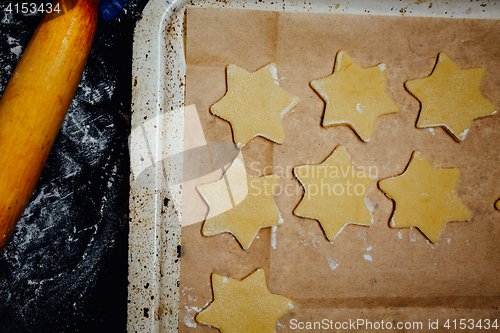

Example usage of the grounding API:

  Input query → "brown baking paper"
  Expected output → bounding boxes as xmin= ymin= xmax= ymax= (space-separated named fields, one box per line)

xmin=180 ymin=7 xmax=500 ymax=332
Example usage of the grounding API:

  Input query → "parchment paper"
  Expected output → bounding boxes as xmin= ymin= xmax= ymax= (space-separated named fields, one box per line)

xmin=180 ymin=7 xmax=500 ymax=332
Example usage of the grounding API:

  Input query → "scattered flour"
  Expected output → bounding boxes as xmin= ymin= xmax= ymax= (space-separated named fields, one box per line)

xmin=426 ymin=239 xmax=438 ymax=249
xmin=10 ymin=45 xmax=22 ymax=58
xmin=409 ymin=228 xmax=417 ymax=242
xmin=7 ymin=36 xmax=17 ymax=45
xmin=1 ymin=10 xmax=12 ymax=23
xmin=184 ymin=315 xmax=197 ymax=328
xmin=271 ymin=225 xmax=277 ymax=249
xmin=356 ymin=103 xmax=363 ymax=113
xmin=326 ymin=256 xmax=339 ymax=271
xmin=364 ymin=196 xmax=375 ymax=225
xmin=185 ymin=305 xmax=202 ymax=313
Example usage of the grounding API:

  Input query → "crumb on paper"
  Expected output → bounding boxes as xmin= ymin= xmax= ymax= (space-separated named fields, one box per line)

xmin=271 ymin=225 xmax=278 ymax=249
xmin=326 ymin=256 xmax=339 ymax=271
xmin=426 ymin=239 xmax=438 ymax=249
xmin=185 ymin=305 xmax=202 ymax=313
xmin=409 ymin=228 xmax=417 ymax=242
xmin=184 ymin=315 xmax=197 ymax=328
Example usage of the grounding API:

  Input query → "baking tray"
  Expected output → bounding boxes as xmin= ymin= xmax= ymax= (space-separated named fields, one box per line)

xmin=128 ymin=0 xmax=500 ymax=332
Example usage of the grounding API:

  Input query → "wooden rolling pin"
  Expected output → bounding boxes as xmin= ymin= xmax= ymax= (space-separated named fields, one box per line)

xmin=0 ymin=0 xmax=99 ymax=250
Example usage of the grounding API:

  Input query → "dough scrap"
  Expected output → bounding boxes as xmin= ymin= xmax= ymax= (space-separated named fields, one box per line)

xmin=293 ymin=145 xmax=376 ymax=241
xmin=310 ymin=50 xmax=399 ymax=142
xmin=405 ymin=53 xmax=497 ymax=141
xmin=211 ymin=63 xmax=299 ymax=149
xmin=197 ymin=158 xmax=282 ymax=250
xmin=379 ymin=151 xmax=472 ymax=243
xmin=196 ymin=269 xmax=294 ymax=333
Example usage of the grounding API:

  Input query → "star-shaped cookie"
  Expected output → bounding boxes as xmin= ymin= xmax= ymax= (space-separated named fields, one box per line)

xmin=211 ymin=63 xmax=299 ymax=149
xmin=293 ymin=145 xmax=376 ymax=241
xmin=405 ymin=53 xmax=497 ymax=141
xmin=379 ymin=151 xmax=472 ymax=243
xmin=196 ymin=269 xmax=294 ymax=333
xmin=197 ymin=158 xmax=282 ymax=250
xmin=310 ymin=50 xmax=399 ymax=142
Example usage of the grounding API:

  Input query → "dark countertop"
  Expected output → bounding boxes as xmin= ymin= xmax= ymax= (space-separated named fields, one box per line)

xmin=0 ymin=0 xmax=148 ymax=331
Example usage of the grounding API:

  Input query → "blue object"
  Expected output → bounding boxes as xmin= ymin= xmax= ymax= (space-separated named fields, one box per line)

xmin=100 ymin=0 xmax=129 ymax=22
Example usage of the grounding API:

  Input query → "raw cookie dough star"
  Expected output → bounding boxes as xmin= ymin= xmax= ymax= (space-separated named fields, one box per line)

xmin=310 ymin=50 xmax=399 ymax=142
xmin=405 ymin=53 xmax=497 ymax=141
xmin=197 ymin=158 xmax=282 ymax=250
xmin=196 ymin=269 xmax=294 ymax=333
xmin=293 ymin=145 xmax=376 ymax=241
xmin=211 ymin=63 xmax=300 ymax=149
xmin=379 ymin=151 xmax=472 ymax=243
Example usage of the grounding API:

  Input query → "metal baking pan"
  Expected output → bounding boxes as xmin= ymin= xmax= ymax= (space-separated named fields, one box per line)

xmin=129 ymin=0 xmax=499 ymax=331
